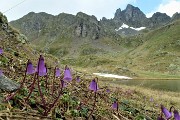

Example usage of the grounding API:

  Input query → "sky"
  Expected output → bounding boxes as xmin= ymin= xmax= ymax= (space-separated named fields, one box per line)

xmin=0 ymin=0 xmax=180 ymax=21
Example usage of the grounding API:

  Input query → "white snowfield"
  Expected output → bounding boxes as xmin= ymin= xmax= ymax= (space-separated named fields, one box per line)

xmin=93 ymin=73 xmax=132 ymax=79
xmin=115 ymin=23 xmax=146 ymax=31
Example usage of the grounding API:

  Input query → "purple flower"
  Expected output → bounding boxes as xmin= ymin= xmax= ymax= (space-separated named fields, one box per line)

xmin=157 ymin=116 xmax=165 ymax=120
xmin=63 ymin=66 xmax=72 ymax=82
xmin=76 ymin=76 xmax=81 ymax=82
xmin=150 ymin=97 xmax=154 ymax=102
xmin=174 ymin=110 xmax=180 ymax=120
xmin=112 ymin=101 xmax=118 ymax=110
xmin=26 ymin=60 xmax=35 ymax=75
xmin=55 ymin=68 xmax=60 ymax=77
xmin=0 ymin=48 xmax=3 ymax=55
xmin=89 ymin=79 xmax=99 ymax=92
xmin=106 ymin=89 xmax=110 ymax=93
xmin=37 ymin=55 xmax=47 ymax=76
xmin=161 ymin=105 xmax=172 ymax=119
xmin=0 ymin=70 xmax=3 ymax=76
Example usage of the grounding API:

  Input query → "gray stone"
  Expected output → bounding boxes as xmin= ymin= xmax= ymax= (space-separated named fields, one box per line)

xmin=0 ymin=75 xmax=20 ymax=92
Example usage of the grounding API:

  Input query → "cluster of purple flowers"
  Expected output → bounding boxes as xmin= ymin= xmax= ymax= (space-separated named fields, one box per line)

xmin=158 ymin=105 xmax=180 ymax=120
xmin=26 ymin=55 xmax=73 ymax=78
xmin=2 ymin=50 xmax=180 ymax=119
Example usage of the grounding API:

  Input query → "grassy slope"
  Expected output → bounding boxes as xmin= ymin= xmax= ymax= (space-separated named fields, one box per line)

xmin=127 ymin=20 xmax=180 ymax=78
xmin=31 ymin=20 xmax=180 ymax=78
xmin=74 ymin=20 xmax=179 ymax=78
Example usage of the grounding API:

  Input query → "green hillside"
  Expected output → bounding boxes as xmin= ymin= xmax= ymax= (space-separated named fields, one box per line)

xmin=127 ymin=20 xmax=180 ymax=77
xmin=10 ymin=11 xmax=180 ymax=78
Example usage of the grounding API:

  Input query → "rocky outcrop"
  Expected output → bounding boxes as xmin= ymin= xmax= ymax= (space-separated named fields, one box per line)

xmin=75 ymin=12 xmax=101 ymax=39
xmin=114 ymin=4 xmax=147 ymax=27
xmin=171 ymin=12 xmax=180 ymax=21
xmin=0 ymin=75 xmax=20 ymax=92
xmin=0 ymin=12 xmax=27 ymax=44
xmin=10 ymin=11 xmax=104 ymax=40
xmin=10 ymin=4 xmax=180 ymax=38
xmin=149 ymin=12 xmax=171 ymax=28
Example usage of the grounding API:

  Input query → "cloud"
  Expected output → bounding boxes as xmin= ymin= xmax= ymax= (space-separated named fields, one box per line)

xmin=146 ymin=0 xmax=180 ymax=18
xmin=0 ymin=0 xmax=136 ymax=21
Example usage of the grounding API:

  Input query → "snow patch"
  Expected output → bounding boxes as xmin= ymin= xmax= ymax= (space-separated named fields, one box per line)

xmin=130 ymin=27 xmax=146 ymax=31
xmin=93 ymin=73 xmax=132 ymax=79
xmin=115 ymin=23 xmax=146 ymax=31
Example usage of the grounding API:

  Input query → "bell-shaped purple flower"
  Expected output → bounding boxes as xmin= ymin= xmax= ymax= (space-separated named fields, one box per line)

xmin=174 ymin=110 xmax=180 ymax=120
xmin=0 ymin=48 xmax=3 ymax=55
xmin=63 ymin=66 xmax=72 ymax=82
xmin=0 ymin=70 xmax=3 ymax=76
xmin=55 ymin=68 xmax=60 ymax=77
xmin=89 ymin=79 xmax=99 ymax=92
xmin=106 ymin=89 xmax=110 ymax=93
xmin=112 ymin=101 xmax=118 ymax=110
xmin=26 ymin=60 xmax=35 ymax=75
xmin=76 ymin=76 xmax=81 ymax=82
xmin=37 ymin=55 xmax=47 ymax=76
xmin=161 ymin=105 xmax=172 ymax=119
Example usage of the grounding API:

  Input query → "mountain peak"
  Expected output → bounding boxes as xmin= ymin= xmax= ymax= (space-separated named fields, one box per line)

xmin=150 ymin=12 xmax=171 ymax=27
xmin=126 ymin=4 xmax=136 ymax=9
xmin=172 ymin=12 xmax=180 ymax=21
xmin=76 ymin=12 xmax=98 ymax=23
xmin=114 ymin=4 xmax=147 ymax=27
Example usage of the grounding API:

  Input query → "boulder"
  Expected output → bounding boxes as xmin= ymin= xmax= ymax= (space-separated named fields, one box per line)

xmin=0 ymin=75 xmax=20 ymax=92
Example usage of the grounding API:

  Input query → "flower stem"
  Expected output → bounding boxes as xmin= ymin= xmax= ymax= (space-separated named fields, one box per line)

xmin=25 ymin=73 xmax=37 ymax=101
xmin=37 ymin=75 xmax=46 ymax=109
xmin=43 ymin=86 xmax=62 ymax=116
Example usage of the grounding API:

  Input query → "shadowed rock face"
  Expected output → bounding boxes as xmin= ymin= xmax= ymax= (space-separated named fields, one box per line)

xmin=149 ymin=12 xmax=171 ymax=28
xmin=0 ymin=75 xmax=20 ymax=92
xmin=114 ymin=4 xmax=147 ymax=28
xmin=171 ymin=12 xmax=180 ymax=22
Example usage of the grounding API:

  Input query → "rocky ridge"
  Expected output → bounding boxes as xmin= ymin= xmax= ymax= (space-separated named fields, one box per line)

xmin=10 ymin=4 xmax=180 ymax=38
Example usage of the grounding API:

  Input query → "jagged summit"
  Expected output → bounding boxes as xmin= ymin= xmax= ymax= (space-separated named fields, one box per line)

xmin=114 ymin=4 xmax=147 ymax=27
xmin=149 ymin=12 xmax=171 ymax=27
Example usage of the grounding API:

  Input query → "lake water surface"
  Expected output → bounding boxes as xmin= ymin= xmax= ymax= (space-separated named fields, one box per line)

xmin=93 ymin=73 xmax=180 ymax=92
xmin=109 ymin=79 xmax=180 ymax=92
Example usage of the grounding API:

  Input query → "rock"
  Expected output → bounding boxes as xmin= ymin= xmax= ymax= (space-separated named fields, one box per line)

xmin=149 ymin=12 xmax=171 ymax=27
xmin=16 ymin=33 xmax=27 ymax=44
xmin=0 ymin=75 xmax=20 ymax=92
xmin=171 ymin=12 xmax=180 ymax=22
xmin=0 ymin=12 xmax=8 ymax=24
xmin=75 ymin=25 xmax=82 ymax=37
xmin=114 ymin=4 xmax=147 ymax=28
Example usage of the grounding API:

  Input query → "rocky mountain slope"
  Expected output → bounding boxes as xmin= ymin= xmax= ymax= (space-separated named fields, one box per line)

xmin=10 ymin=4 xmax=179 ymax=37
xmin=0 ymin=12 xmax=57 ymax=78
xmin=8 ymin=4 xmax=180 ymax=77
